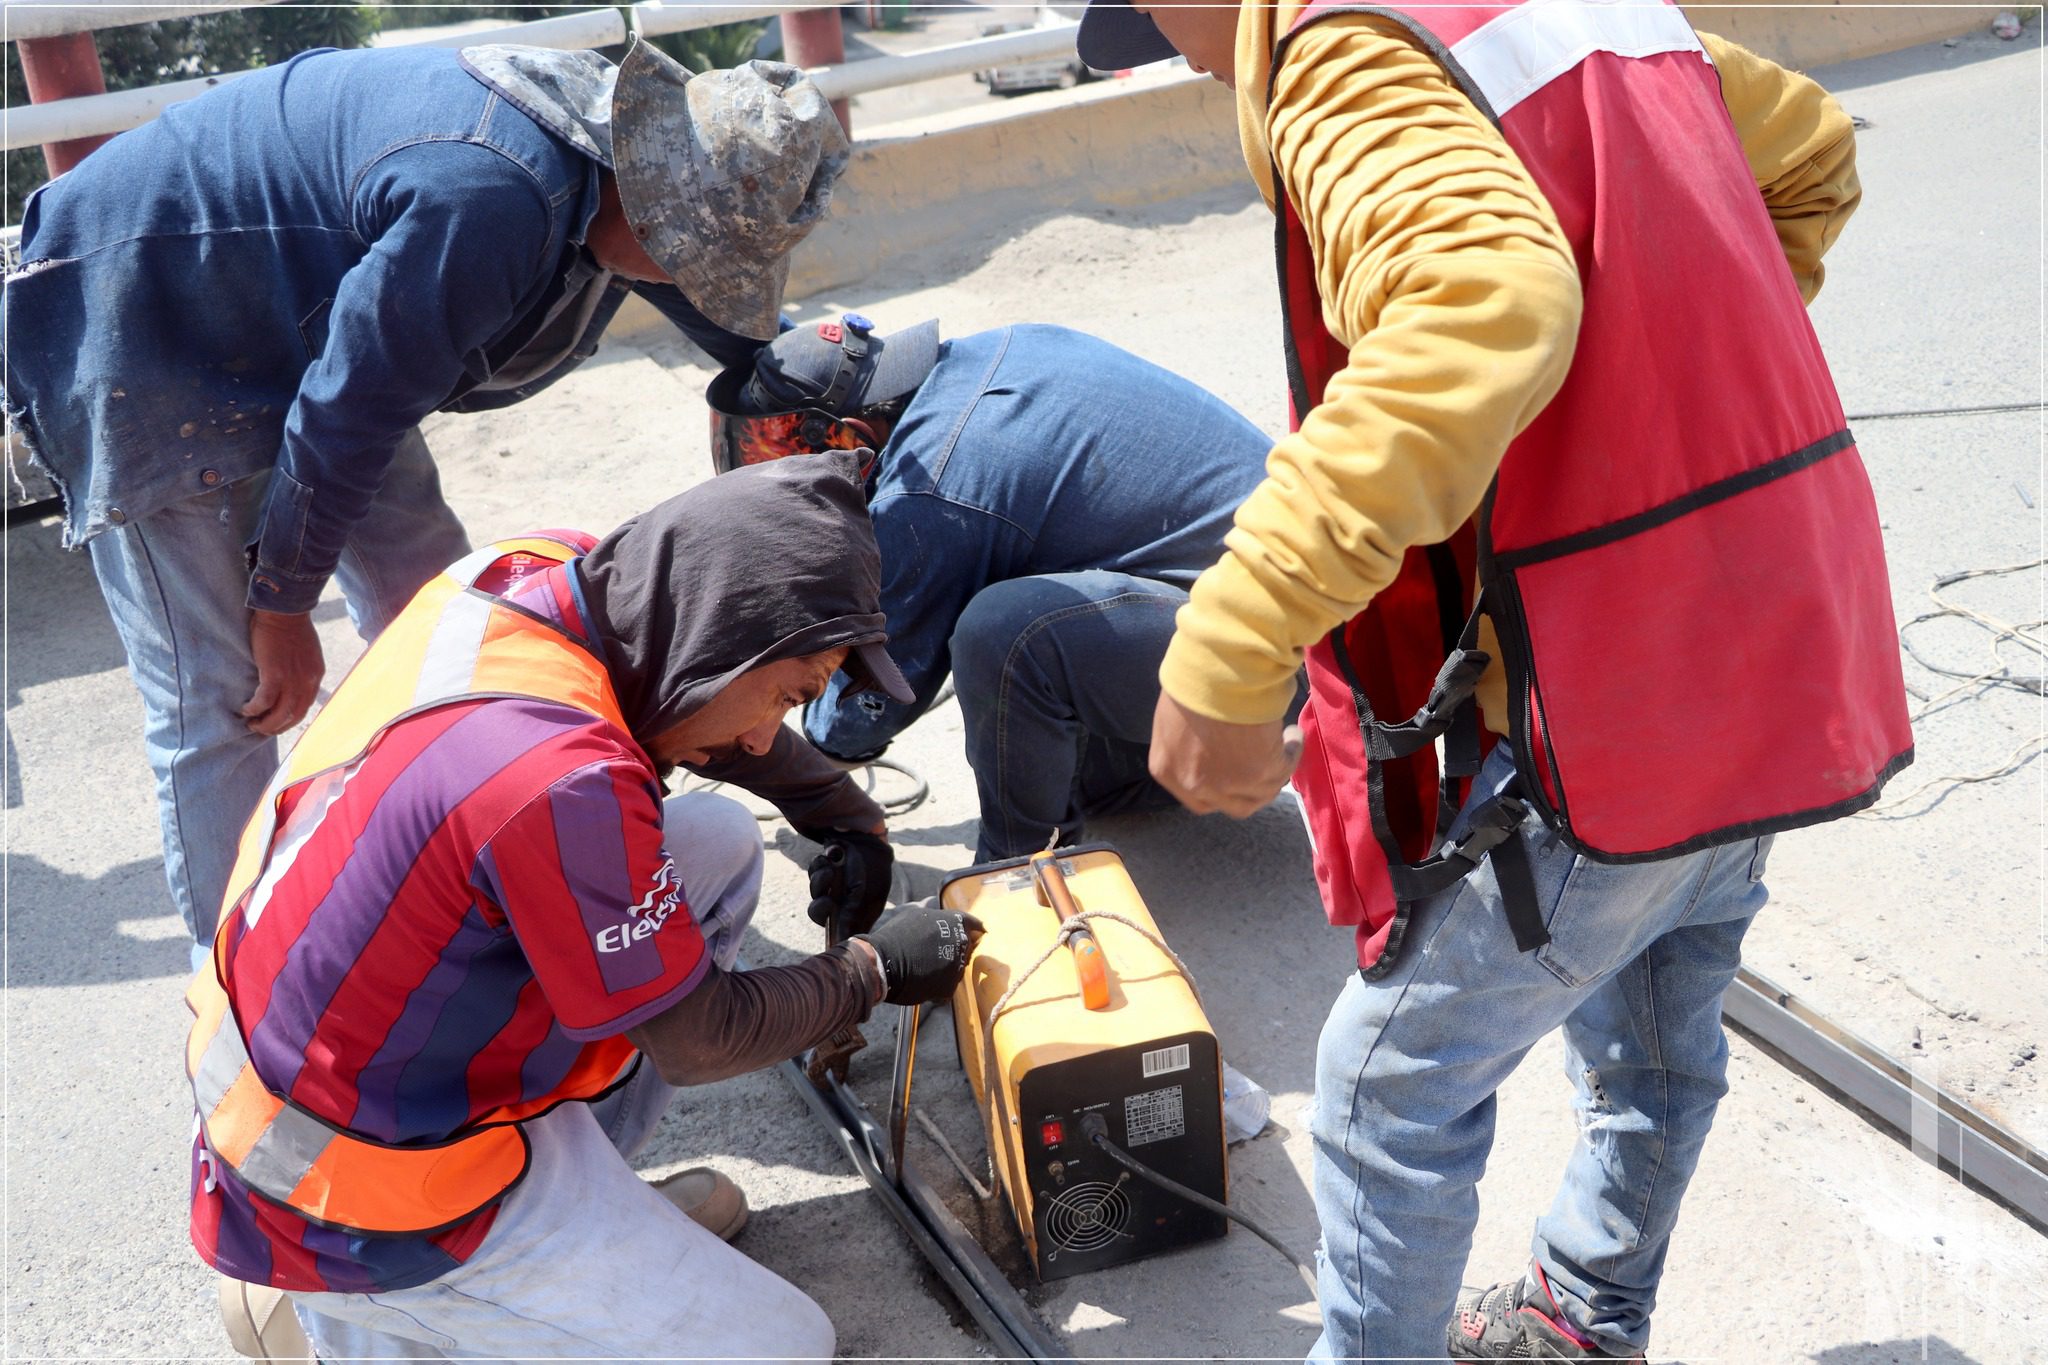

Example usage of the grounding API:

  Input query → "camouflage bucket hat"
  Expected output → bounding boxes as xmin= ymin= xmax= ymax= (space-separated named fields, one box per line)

xmin=612 ymin=39 xmax=851 ymax=341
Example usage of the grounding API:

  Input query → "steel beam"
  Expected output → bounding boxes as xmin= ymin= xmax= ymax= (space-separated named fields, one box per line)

xmin=1725 ymin=968 xmax=2048 ymax=1229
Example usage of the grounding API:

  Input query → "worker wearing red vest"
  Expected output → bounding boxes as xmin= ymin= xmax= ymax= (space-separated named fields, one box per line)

xmin=190 ymin=454 xmax=980 ymax=1361
xmin=1079 ymin=0 xmax=1910 ymax=1359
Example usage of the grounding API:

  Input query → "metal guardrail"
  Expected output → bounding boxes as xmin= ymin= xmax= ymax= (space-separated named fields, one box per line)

xmin=0 ymin=4 xmax=1085 ymax=153
xmin=0 ymin=0 xmax=286 ymax=43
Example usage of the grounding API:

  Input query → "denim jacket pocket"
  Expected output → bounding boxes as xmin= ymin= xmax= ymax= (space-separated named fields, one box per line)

xmin=298 ymin=298 xmax=334 ymax=361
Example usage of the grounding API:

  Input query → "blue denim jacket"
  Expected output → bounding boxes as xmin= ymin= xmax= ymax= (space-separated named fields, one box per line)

xmin=803 ymin=325 xmax=1272 ymax=759
xmin=2 ymin=45 xmax=755 ymax=612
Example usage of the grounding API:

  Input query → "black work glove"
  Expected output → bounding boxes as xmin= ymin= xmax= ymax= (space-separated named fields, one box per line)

xmin=854 ymin=900 xmax=984 ymax=1007
xmin=804 ymin=830 xmax=894 ymax=940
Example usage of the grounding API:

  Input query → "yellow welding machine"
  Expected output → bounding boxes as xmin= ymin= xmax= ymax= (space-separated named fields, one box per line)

xmin=942 ymin=843 xmax=1228 ymax=1280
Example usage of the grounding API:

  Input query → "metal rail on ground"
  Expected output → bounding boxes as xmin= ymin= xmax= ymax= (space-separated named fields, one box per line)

xmin=1724 ymin=967 xmax=2048 ymax=1230
xmin=777 ymin=1041 xmax=1073 ymax=1362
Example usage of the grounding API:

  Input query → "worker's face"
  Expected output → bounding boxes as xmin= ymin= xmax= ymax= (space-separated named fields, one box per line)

xmin=1130 ymin=0 xmax=1240 ymax=89
xmin=648 ymin=648 xmax=849 ymax=768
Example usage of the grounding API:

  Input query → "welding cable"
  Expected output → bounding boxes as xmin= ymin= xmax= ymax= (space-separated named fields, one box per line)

xmin=1078 ymin=1113 xmax=1318 ymax=1296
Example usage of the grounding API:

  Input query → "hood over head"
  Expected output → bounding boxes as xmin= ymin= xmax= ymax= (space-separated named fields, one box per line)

xmin=573 ymin=451 xmax=912 ymax=744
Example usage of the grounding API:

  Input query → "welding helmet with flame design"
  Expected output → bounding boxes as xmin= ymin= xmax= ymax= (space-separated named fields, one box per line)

xmin=708 ymin=314 xmax=940 ymax=478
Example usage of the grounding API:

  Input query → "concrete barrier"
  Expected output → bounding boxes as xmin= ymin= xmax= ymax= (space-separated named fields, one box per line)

xmin=1683 ymin=1 xmax=2002 ymax=70
xmin=614 ymin=2 xmax=2004 ymax=340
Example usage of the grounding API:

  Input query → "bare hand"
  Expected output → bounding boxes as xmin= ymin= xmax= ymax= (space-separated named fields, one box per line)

xmin=1149 ymin=690 xmax=1304 ymax=818
xmin=240 ymin=609 xmax=323 ymax=736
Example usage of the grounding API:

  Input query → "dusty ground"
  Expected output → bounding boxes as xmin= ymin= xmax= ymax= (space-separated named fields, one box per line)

xmin=3 ymin=26 xmax=2042 ymax=1364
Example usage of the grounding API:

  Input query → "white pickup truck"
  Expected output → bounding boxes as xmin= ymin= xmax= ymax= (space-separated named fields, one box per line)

xmin=975 ymin=4 xmax=1105 ymax=95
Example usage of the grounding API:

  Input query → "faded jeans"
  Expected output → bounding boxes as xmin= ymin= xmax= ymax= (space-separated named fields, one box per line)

xmin=949 ymin=571 xmax=1188 ymax=862
xmin=291 ymin=791 xmax=838 ymax=1362
xmin=1309 ymin=744 xmax=1769 ymax=1360
xmin=86 ymin=429 xmax=468 ymax=951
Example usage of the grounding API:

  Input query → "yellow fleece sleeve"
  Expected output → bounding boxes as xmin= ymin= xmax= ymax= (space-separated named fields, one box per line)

xmin=1701 ymin=32 xmax=1862 ymax=303
xmin=1161 ymin=16 xmax=1582 ymax=724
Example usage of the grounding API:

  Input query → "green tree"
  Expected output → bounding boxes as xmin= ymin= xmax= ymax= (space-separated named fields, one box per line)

xmin=5 ymin=2 xmax=380 ymax=222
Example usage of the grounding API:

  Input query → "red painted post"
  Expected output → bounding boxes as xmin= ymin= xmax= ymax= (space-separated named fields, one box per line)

xmin=16 ymin=31 xmax=115 ymax=175
xmin=781 ymin=7 xmax=850 ymax=135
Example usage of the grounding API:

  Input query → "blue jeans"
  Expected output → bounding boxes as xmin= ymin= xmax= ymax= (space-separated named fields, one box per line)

xmin=1309 ymin=744 xmax=1769 ymax=1360
xmin=86 ymin=429 xmax=469 ymax=949
xmin=949 ymin=571 xmax=1187 ymax=861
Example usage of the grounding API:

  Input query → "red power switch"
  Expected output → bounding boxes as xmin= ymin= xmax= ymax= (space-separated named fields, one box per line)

xmin=1039 ymin=1119 xmax=1065 ymax=1150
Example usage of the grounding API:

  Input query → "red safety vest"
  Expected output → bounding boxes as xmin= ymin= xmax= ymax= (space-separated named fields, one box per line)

xmin=1275 ymin=0 xmax=1913 ymax=973
xmin=186 ymin=532 xmax=642 ymax=1238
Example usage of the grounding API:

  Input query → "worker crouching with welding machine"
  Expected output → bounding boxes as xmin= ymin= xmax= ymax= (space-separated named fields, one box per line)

xmin=706 ymin=316 xmax=1291 ymax=861
xmin=188 ymin=456 xmax=979 ymax=1362
xmin=1076 ymin=0 xmax=1914 ymax=1360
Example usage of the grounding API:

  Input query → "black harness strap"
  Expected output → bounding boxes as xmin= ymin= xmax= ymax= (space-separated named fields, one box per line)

xmin=1384 ymin=785 xmax=1552 ymax=955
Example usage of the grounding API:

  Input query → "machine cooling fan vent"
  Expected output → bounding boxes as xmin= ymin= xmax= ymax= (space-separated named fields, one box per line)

xmin=1042 ymin=1180 xmax=1133 ymax=1253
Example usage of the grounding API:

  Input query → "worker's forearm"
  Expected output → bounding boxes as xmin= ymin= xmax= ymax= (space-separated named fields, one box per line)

xmin=1700 ymin=31 xmax=1861 ymax=302
xmin=625 ymin=945 xmax=881 ymax=1087
xmin=1163 ymin=253 xmax=1579 ymax=721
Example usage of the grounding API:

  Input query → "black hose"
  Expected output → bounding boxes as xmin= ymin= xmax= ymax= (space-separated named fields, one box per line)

xmin=1080 ymin=1115 xmax=1318 ymax=1295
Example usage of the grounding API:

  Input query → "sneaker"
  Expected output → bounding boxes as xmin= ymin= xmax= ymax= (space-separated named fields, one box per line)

xmin=1447 ymin=1262 xmax=1644 ymax=1361
xmin=651 ymin=1165 xmax=749 ymax=1242
xmin=218 ymin=1275 xmax=313 ymax=1361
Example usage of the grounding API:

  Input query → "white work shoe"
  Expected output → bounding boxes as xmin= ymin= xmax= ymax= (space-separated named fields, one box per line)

xmin=219 ymin=1274 xmax=313 ymax=1361
xmin=651 ymin=1165 xmax=749 ymax=1241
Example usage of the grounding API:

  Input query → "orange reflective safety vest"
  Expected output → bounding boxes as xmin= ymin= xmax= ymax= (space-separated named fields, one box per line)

xmin=186 ymin=532 xmax=641 ymax=1237
xmin=1275 ymin=0 xmax=1914 ymax=974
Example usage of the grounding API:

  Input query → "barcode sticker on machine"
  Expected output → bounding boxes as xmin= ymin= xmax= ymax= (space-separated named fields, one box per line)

xmin=1124 ymin=1085 xmax=1186 ymax=1147
xmin=1141 ymin=1043 xmax=1191 ymax=1078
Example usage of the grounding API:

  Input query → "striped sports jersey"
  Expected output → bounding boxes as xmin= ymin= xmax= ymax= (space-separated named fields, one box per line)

xmin=191 ymin=558 xmax=708 ymax=1293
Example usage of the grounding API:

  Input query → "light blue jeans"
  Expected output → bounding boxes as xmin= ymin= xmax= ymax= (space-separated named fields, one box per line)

xmin=85 ymin=429 xmax=469 ymax=950
xmin=1309 ymin=744 xmax=1769 ymax=1360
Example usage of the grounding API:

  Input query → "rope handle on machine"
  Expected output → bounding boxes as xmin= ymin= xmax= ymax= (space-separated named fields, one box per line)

xmin=982 ymin=908 xmax=1205 ymax=1035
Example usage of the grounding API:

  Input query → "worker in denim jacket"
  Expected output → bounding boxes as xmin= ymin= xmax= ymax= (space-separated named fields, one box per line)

xmin=2 ymin=40 xmax=848 ymax=953
xmin=707 ymin=318 xmax=1291 ymax=861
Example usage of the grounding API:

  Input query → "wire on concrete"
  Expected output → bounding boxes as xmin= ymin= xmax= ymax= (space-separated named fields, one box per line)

xmin=1860 ymin=559 xmax=2047 ymax=818
xmin=1845 ymin=400 xmax=2046 ymax=421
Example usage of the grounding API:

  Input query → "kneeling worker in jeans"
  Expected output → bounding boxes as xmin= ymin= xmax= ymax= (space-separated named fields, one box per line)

xmin=190 ymin=455 xmax=979 ymax=1361
xmin=708 ymin=317 xmax=1282 ymax=861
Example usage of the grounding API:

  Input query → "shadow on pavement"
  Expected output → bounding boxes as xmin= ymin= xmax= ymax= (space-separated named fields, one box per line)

xmin=1810 ymin=1338 xmax=1987 ymax=1365
xmin=4 ymin=853 xmax=191 ymax=987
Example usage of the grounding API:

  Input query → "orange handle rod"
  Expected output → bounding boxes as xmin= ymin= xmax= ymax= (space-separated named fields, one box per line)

xmin=1032 ymin=852 xmax=1111 ymax=1011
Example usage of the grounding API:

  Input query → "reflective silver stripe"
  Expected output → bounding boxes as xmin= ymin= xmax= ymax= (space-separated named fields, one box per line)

xmin=441 ymin=542 xmax=514 ymax=589
xmin=241 ymin=760 xmax=362 ymax=931
xmin=233 ymin=1106 xmax=335 ymax=1201
xmin=413 ymin=588 xmax=493 ymax=708
xmin=192 ymin=1006 xmax=251 ymax=1111
xmin=192 ymin=1005 xmax=332 ymax=1201
xmin=1449 ymin=0 xmax=1706 ymax=118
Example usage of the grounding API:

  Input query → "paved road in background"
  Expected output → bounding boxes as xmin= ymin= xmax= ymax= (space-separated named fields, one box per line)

xmin=3 ymin=28 xmax=2041 ymax=1361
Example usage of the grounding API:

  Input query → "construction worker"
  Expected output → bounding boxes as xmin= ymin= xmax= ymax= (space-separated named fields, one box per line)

xmin=192 ymin=453 xmax=981 ymax=1360
xmin=2 ymin=39 xmax=847 ymax=960
xmin=1075 ymin=0 xmax=1911 ymax=1360
xmin=705 ymin=317 xmax=1283 ymax=861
